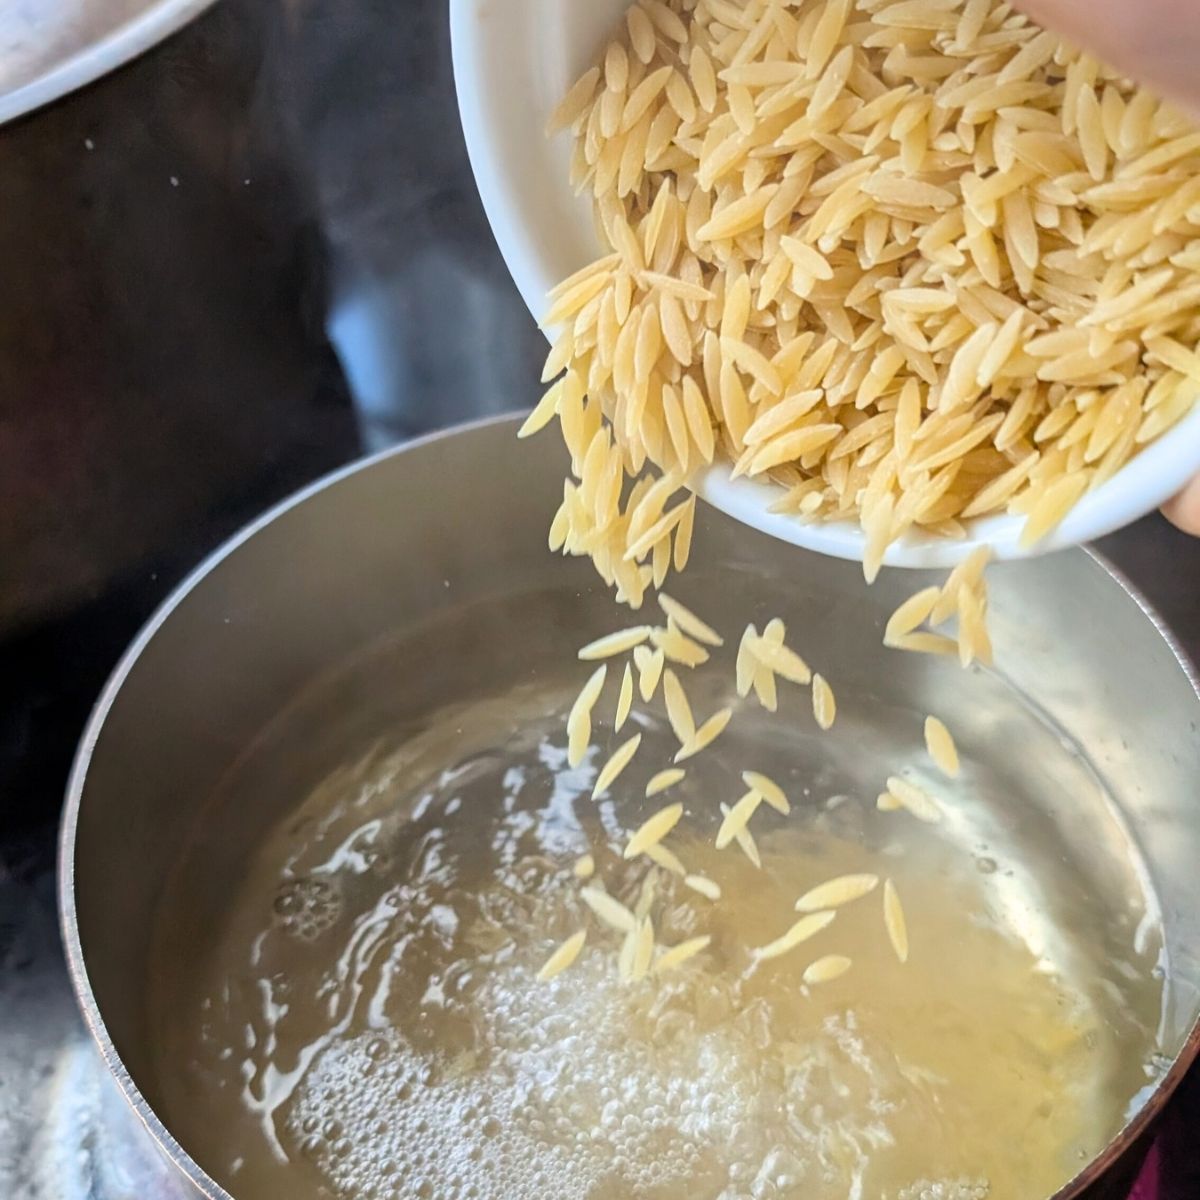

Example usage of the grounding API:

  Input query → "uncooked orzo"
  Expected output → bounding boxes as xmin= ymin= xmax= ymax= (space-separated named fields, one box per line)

xmin=581 ymin=886 xmax=638 ymax=933
xmin=624 ymin=801 xmax=686 ymax=858
xmin=720 ymin=799 xmax=763 ymax=867
xmin=754 ymin=909 xmax=837 ymax=960
xmin=741 ymin=769 xmax=789 ymax=813
xmin=538 ymin=929 xmax=589 ymax=981
xmin=654 ymin=933 xmax=712 ymax=972
xmin=533 ymin=0 xmax=1200 ymax=640
xmin=811 ymin=672 xmax=837 ymax=729
xmin=684 ymin=872 xmax=722 ymax=900
xmin=803 ymin=953 xmax=854 ymax=985
xmin=716 ymin=787 xmax=765 ymax=848
xmin=646 ymin=841 xmax=689 ymax=875
xmin=568 ymin=664 xmax=608 ymax=767
xmin=525 ymin=0 xmax=1190 ymax=1003
xmin=884 ymin=774 xmax=945 ymax=823
xmin=794 ymin=872 xmax=879 ymax=912
xmin=884 ymin=878 xmax=910 ymax=963
xmin=925 ymin=714 xmax=961 ymax=776
xmin=592 ymin=732 xmax=644 ymax=797
xmin=646 ymin=766 xmax=687 ymax=795
xmin=675 ymin=704 xmax=734 ymax=759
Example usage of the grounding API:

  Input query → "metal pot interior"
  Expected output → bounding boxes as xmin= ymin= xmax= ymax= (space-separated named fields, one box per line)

xmin=61 ymin=417 xmax=1200 ymax=1200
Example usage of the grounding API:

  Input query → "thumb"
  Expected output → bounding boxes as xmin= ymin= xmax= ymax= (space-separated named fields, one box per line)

xmin=1013 ymin=0 xmax=1200 ymax=114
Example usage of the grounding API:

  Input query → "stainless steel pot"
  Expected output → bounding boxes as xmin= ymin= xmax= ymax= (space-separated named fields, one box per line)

xmin=59 ymin=416 xmax=1200 ymax=1200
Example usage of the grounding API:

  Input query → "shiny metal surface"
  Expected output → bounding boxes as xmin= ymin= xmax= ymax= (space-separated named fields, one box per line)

xmin=0 ymin=0 xmax=1191 ymax=1194
xmin=60 ymin=418 xmax=1200 ymax=1200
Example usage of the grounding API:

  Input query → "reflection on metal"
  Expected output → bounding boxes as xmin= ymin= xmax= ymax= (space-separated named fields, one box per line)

xmin=0 ymin=839 xmax=200 ymax=1198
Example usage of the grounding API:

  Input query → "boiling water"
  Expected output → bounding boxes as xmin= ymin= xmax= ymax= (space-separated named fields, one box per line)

xmin=149 ymin=583 xmax=1167 ymax=1200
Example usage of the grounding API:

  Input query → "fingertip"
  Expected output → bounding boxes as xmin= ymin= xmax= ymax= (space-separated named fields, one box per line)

xmin=1009 ymin=0 xmax=1200 ymax=118
xmin=1162 ymin=477 xmax=1200 ymax=537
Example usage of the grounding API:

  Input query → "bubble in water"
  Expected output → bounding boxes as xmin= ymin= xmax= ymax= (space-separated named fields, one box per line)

xmin=898 ymin=1181 xmax=989 ymax=1200
xmin=161 ymin=670 xmax=1165 ymax=1200
xmin=281 ymin=938 xmax=936 ymax=1200
xmin=273 ymin=877 xmax=342 ymax=940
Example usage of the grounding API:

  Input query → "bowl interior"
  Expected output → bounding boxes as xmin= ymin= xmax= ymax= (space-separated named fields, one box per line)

xmin=449 ymin=0 xmax=1200 ymax=568
xmin=64 ymin=417 xmax=1200 ymax=1200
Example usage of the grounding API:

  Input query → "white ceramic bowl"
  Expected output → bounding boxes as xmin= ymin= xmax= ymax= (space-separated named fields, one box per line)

xmin=0 ymin=0 xmax=217 ymax=126
xmin=449 ymin=0 xmax=1200 ymax=569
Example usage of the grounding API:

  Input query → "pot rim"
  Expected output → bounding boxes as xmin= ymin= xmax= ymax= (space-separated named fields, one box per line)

xmin=57 ymin=414 xmax=1200 ymax=1200
xmin=58 ymin=414 xmax=520 ymax=1200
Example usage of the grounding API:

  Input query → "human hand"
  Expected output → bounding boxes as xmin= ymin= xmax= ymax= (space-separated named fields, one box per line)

xmin=1163 ymin=482 xmax=1200 ymax=536
xmin=1012 ymin=0 xmax=1200 ymax=535
xmin=1015 ymin=0 xmax=1200 ymax=116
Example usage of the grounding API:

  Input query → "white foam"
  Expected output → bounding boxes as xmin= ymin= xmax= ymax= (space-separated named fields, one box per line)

xmin=282 ymin=936 xmax=959 ymax=1200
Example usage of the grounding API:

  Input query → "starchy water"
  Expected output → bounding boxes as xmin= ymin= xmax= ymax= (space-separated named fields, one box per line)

xmin=148 ymin=583 xmax=1168 ymax=1200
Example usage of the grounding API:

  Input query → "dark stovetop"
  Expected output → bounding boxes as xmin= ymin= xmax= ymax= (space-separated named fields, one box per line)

xmin=1 ymin=1 xmax=1199 ymax=1197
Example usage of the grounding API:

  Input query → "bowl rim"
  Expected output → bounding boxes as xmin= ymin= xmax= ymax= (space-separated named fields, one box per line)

xmin=447 ymin=0 xmax=1200 ymax=570
xmin=0 ymin=0 xmax=219 ymax=127
xmin=59 ymin=414 xmax=1200 ymax=1200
